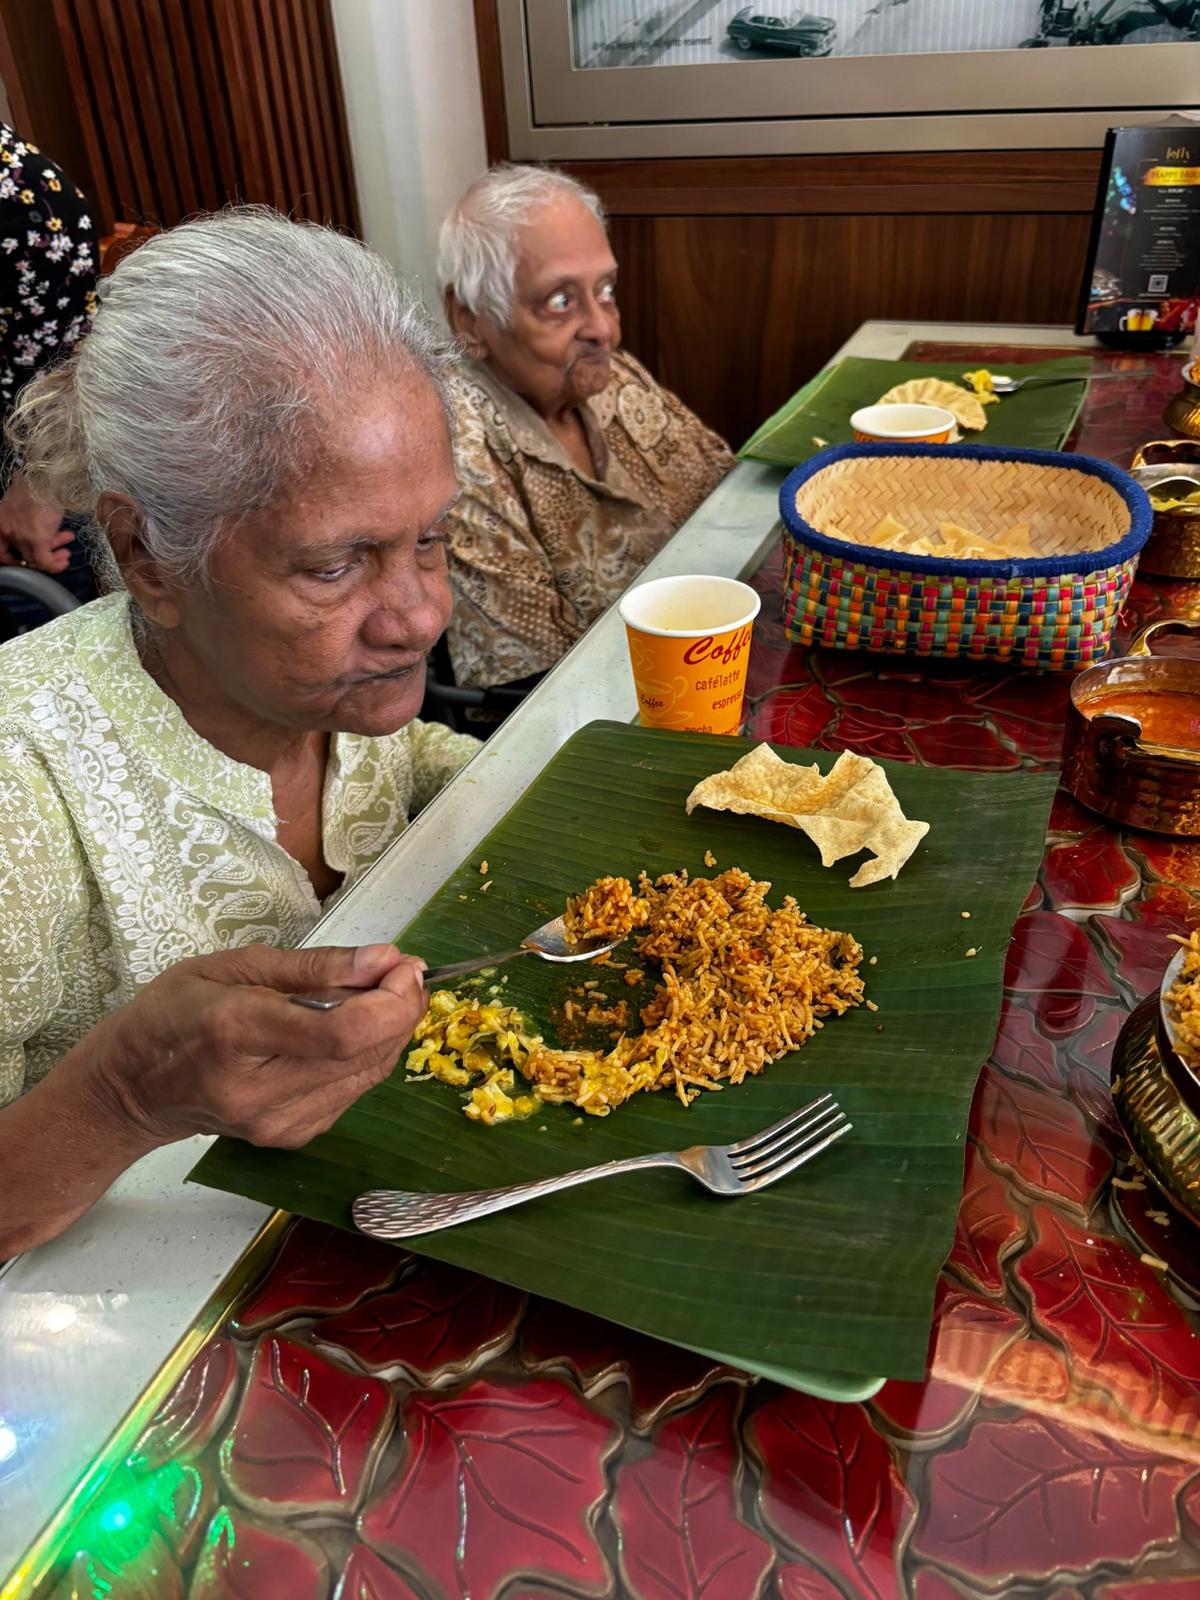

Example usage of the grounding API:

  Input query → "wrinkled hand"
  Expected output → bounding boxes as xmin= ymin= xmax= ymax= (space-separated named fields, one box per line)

xmin=90 ymin=943 xmax=428 ymax=1149
xmin=0 ymin=471 xmax=72 ymax=572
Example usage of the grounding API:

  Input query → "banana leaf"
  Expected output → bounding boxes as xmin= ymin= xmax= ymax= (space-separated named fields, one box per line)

xmin=739 ymin=354 xmax=1091 ymax=465
xmin=192 ymin=723 xmax=1056 ymax=1394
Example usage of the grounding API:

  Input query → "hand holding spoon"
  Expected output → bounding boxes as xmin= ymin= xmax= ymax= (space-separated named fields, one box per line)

xmin=288 ymin=914 xmax=621 ymax=1012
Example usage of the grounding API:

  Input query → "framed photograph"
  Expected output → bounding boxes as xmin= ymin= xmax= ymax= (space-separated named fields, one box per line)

xmin=496 ymin=0 xmax=1200 ymax=159
xmin=1076 ymin=124 xmax=1200 ymax=338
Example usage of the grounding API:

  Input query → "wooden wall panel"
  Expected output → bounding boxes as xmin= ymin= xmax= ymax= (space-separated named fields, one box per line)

xmin=566 ymin=151 xmax=1103 ymax=218
xmin=607 ymin=213 xmax=657 ymax=383
xmin=47 ymin=0 xmax=359 ymax=233
xmin=472 ymin=0 xmax=509 ymax=165
xmin=0 ymin=0 xmax=103 ymax=225
xmin=636 ymin=210 xmax=1094 ymax=447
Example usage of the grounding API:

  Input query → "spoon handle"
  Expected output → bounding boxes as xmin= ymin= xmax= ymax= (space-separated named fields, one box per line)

xmin=1018 ymin=370 xmax=1157 ymax=388
xmin=422 ymin=948 xmax=529 ymax=986
xmin=287 ymin=948 xmax=530 ymax=1012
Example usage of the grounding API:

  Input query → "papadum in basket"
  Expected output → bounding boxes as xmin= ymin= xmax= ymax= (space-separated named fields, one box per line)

xmin=779 ymin=444 xmax=1153 ymax=670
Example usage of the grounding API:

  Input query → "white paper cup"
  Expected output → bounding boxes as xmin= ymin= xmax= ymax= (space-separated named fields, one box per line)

xmin=851 ymin=403 xmax=957 ymax=444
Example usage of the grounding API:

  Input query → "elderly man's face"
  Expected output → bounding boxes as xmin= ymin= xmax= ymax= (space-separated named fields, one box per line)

xmin=163 ymin=371 xmax=457 ymax=738
xmin=473 ymin=194 xmax=619 ymax=416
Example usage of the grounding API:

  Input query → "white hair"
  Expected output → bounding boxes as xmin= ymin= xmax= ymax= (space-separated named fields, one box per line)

xmin=436 ymin=163 xmax=606 ymax=327
xmin=7 ymin=206 xmax=452 ymax=587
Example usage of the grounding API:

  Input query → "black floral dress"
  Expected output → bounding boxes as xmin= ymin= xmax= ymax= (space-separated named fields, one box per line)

xmin=0 ymin=123 xmax=96 ymax=436
xmin=0 ymin=126 xmax=97 ymax=618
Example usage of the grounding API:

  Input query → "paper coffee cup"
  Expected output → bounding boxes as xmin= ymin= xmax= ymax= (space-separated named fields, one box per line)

xmin=619 ymin=574 xmax=761 ymax=736
xmin=850 ymin=403 xmax=956 ymax=444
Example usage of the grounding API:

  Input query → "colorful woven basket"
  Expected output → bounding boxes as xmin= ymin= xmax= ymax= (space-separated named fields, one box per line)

xmin=779 ymin=444 xmax=1153 ymax=671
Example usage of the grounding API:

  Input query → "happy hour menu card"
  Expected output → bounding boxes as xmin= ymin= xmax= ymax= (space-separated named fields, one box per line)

xmin=1079 ymin=125 xmax=1200 ymax=339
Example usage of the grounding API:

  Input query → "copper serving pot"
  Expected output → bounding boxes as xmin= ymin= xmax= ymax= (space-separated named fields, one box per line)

xmin=1061 ymin=618 xmax=1200 ymax=836
xmin=1130 ymin=440 xmax=1200 ymax=578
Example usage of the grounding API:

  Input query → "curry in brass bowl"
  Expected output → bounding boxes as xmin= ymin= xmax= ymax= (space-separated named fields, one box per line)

xmin=1062 ymin=620 xmax=1200 ymax=837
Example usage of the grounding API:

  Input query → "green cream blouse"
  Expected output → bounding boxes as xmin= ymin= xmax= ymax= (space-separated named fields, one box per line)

xmin=0 ymin=594 xmax=479 ymax=1104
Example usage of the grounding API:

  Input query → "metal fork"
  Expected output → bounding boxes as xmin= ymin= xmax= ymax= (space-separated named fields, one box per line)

xmin=352 ymin=1093 xmax=851 ymax=1240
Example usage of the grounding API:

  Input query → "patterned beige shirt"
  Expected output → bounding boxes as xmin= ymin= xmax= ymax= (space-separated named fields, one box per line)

xmin=445 ymin=350 xmax=734 ymax=689
xmin=0 ymin=594 xmax=478 ymax=1104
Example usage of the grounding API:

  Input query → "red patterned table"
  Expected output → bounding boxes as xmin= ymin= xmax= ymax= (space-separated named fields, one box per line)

xmin=27 ymin=346 xmax=1200 ymax=1600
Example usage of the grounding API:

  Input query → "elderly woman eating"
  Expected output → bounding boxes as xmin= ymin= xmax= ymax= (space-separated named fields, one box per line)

xmin=0 ymin=209 xmax=477 ymax=1257
xmin=438 ymin=164 xmax=734 ymax=693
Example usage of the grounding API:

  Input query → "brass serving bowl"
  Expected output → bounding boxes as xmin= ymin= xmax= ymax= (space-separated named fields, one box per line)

xmin=1112 ymin=946 xmax=1200 ymax=1224
xmin=1164 ymin=361 xmax=1200 ymax=443
xmin=1061 ymin=619 xmax=1200 ymax=836
xmin=1130 ymin=440 xmax=1200 ymax=578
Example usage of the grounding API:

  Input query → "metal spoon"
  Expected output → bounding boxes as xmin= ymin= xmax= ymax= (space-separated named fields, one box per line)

xmin=988 ymin=369 xmax=1158 ymax=394
xmin=288 ymin=914 xmax=623 ymax=1012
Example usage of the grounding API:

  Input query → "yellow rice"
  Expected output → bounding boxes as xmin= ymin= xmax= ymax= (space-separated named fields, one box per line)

xmin=1167 ymin=931 xmax=1200 ymax=1068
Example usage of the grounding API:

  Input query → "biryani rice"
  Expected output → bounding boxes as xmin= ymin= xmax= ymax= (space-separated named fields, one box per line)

xmin=1167 ymin=931 xmax=1200 ymax=1069
xmin=409 ymin=868 xmax=864 ymax=1119
xmin=526 ymin=867 xmax=863 ymax=1114
xmin=563 ymin=875 xmax=649 ymax=945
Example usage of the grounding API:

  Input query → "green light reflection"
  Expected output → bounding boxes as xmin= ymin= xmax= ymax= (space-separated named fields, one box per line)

xmin=69 ymin=1457 xmax=189 ymax=1582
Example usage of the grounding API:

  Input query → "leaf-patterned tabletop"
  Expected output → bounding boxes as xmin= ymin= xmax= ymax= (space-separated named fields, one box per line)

xmin=26 ymin=339 xmax=1200 ymax=1600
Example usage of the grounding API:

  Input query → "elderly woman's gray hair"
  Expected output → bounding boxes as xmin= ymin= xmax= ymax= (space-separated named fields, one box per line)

xmin=436 ymin=164 xmax=605 ymax=329
xmin=6 ymin=206 xmax=450 ymax=585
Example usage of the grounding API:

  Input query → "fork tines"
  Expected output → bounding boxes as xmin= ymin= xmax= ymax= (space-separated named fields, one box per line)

xmin=731 ymin=1095 xmax=851 ymax=1186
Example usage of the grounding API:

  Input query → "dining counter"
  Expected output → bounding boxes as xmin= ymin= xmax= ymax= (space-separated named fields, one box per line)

xmin=3 ymin=319 xmax=1200 ymax=1598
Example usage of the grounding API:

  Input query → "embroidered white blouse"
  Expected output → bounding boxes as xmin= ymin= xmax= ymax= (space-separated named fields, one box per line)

xmin=0 ymin=594 xmax=478 ymax=1104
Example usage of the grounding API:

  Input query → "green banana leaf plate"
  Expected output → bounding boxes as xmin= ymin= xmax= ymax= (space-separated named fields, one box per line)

xmin=739 ymin=354 xmax=1091 ymax=465
xmin=192 ymin=722 xmax=1056 ymax=1397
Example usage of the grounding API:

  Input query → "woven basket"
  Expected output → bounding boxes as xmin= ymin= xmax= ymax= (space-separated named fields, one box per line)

xmin=779 ymin=444 xmax=1153 ymax=670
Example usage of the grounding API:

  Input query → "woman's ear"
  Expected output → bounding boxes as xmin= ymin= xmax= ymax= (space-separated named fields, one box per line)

xmin=98 ymin=491 xmax=182 ymax=630
xmin=444 ymin=290 xmax=488 ymax=360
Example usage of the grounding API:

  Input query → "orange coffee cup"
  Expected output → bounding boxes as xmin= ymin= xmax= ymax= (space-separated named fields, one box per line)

xmin=850 ymin=402 xmax=956 ymax=445
xmin=619 ymin=574 xmax=761 ymax=736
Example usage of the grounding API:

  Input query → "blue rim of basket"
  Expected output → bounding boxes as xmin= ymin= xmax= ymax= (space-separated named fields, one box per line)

xmin=779 ymin=443 xmax=1154 ymax=579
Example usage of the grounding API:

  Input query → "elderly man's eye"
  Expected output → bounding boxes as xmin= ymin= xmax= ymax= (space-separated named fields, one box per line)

xmin=546 ymin=290 xmax=572 ymax=314
xmin=598 ymin=281 xmax=617 ymax=304
xmin=309 ymin=562 xmax=355 ymax=583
